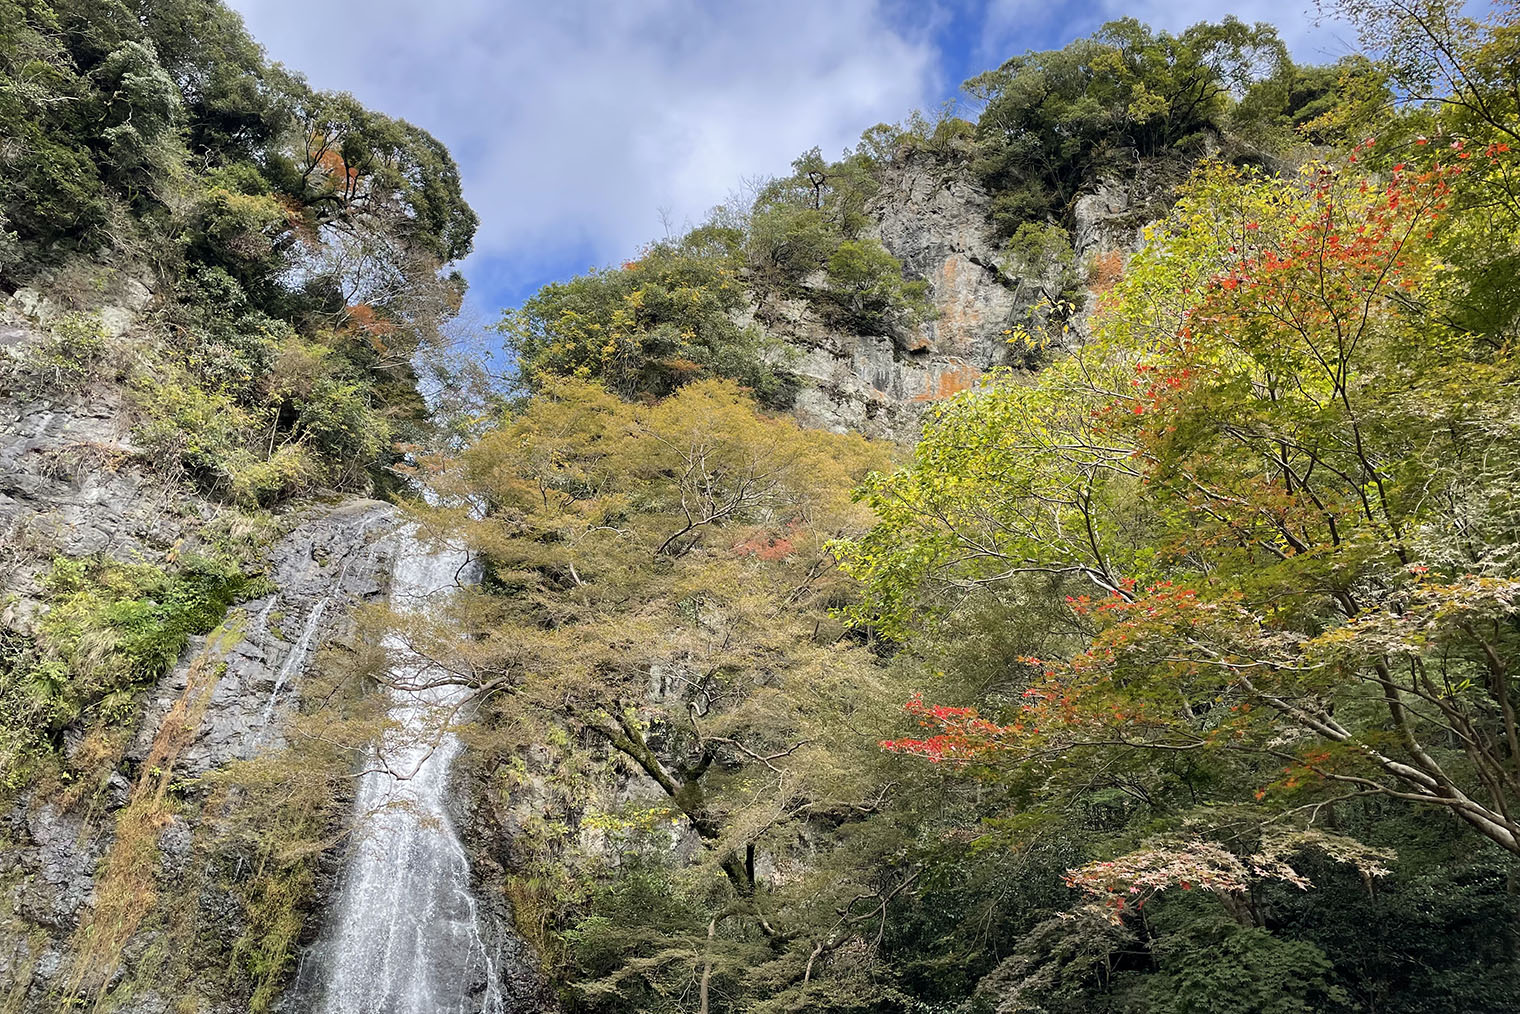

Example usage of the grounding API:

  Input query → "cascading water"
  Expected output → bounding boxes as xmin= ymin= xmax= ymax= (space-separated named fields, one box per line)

xmin=252 ymin=595 xmax=331 ymax=741
xmin=250 ymin=510 xmax=395 ymax=750
xmin=301 ymin=525 xmax=506 ymax=1014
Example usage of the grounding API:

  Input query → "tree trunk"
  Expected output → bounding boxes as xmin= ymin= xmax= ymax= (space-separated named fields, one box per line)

xmin=699 ymin=916 xmax=716 ymax=1014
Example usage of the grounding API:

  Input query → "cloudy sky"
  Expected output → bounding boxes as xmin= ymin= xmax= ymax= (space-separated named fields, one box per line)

xmin=226 ymin=0 xmax=1358 ymax=320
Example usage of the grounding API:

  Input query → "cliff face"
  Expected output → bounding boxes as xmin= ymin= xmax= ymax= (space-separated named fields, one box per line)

xmin=0 ymin=302 xmax=381 ymax=1011
xmin=1 ymin=316 xmax=162 ymax=627
xmin=0 ymin=150 xmax=1178 ymax=1013
xmin=778 ymin=150 xmax=1160 ymax=441
xmin=0 ymin=293 xmax=554 ymax=1013
xmin=2 ymin=461 xmax=387 ymax=1012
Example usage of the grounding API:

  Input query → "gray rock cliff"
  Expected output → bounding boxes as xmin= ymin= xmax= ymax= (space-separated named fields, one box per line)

xmin=777 ymin=150 xmax=1158 ymax=440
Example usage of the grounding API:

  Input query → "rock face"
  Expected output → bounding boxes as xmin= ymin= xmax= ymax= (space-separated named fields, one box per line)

xmin=774 ymin=150 xmax=1016 ymax=441
xmin=125 ymin=499 xmax=398 ymax=779
xmin=0 ymin=333 xmax=176 ymax=630
xmin=865 ymin=150 xmax=1023 ymax=362
xmin=778 ymin=150 xmax=1155 ymax=441
xmin=0 ymin=499 xmax=402 ymax=1013
xmin=0 ymin=147 xmax=1183 ymax=1014
xmin=0 ymin=305 xmax=542 ymax=1013
xmin=777 ymin=292 xmax=993 ymax=444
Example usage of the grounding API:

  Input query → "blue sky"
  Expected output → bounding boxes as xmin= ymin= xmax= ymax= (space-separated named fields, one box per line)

xmin=225 ymin=0 xmax=1357 ymax=324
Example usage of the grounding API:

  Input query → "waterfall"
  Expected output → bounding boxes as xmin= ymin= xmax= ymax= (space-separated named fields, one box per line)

xmin=302 ymin=526 xmax=506 ymax=1014
xmin=252 ymin=595 xmax=331 ymax=741
xmin=251 ymin=509 xmax=394 ymax=749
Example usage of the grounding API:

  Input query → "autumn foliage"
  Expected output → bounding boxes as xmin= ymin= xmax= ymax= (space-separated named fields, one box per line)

xmin=852 ymin=135 xmax=1520 ymax=877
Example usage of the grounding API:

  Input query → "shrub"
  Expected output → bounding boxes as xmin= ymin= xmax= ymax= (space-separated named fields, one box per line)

xmin=168 ymin=267 xmax=290 ymax=401
xmin=131 ymin=369 xmax=256 ymax=488
xmin=228 ymin=445 xmax=314 ymax=508
xmin=2 ymin=312 xmax=109 ymax=399
xmin=0 ymin=553 xmax=248 ymax=791
xmin=823 ymin=238 xmax=931 ymax=334
xmin=264 ymin=339 xmax=391 ymax=486
xmin=995 ymin=222 xmax=1086 ymax=360
xmin=133 ymin=334 xmax=391 ymax=502
xmin=747 ymin=203 xmax=839 ymax=278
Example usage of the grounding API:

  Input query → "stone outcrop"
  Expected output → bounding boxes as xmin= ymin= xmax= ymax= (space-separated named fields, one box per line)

xmin=777 ymin=150 xmax=1158 ymax=440
xmin=125 ymin=499 xmax=398 ymax=778
xmin=0 ymin=326 xmax=178 ymax=631
xmin=0 ymin=499 xmax=403 ymax=1013
xmin=770 ymin=150 xmax=1015 ymax=441
xmin=865 ymin=149 xmax=1023 ymax=363
xmin=0 ymin=301 xmax=542 ymax=1013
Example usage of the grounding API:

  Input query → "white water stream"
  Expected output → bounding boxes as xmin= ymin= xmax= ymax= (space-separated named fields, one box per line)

xmin=251 ymin=511 xmax=394 ymax=750
xmin=254 ymin=595 xmax=330 ymax=739
xmin=306 ymin=527 xmax=505 ymax=1014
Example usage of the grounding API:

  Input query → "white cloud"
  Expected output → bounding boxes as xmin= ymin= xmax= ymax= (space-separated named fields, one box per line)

xmin=224 ymin=0 xmax=1373 ymax=313
xmin=226 ymin=0 xmax=939 ymax=307
xmin=977 ymin=0 xmax=1358 ymax=67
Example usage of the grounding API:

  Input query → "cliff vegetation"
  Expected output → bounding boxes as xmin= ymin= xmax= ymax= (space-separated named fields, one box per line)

xmin=10 ymin=2 xmax=1520 ymax=1014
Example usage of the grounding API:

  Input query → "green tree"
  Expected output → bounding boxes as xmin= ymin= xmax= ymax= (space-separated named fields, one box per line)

xmin=500 ymin=240 xmax=792 ymax=403
xmin=966 ymin=16 xmax=1288 ymax=232
xmin=823 ymin=238 xmax=930 ymax=335
xmin=419 ymin=380 xmax=933 ymax=1010
xmin=847 ymin=148 xmax=1520 ymax=852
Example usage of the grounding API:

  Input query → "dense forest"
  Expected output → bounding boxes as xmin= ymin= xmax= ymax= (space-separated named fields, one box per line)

xmin=6 ymin=1 xmax=1520 ymax=1012
xmin=458 ymin=3 xmax=1520 ymax=1011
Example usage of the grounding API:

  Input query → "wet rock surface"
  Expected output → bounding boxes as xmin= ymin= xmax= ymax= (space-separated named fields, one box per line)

xmin=0 ymin=320 xmax=541 ymax=1009
xmin=283 ymin=532 xmax=540 ymax=1014
xmin=127 ymin=499 xmax=397 ymax=777
xmin=0 ymin=501 xmax=403 ymax=1013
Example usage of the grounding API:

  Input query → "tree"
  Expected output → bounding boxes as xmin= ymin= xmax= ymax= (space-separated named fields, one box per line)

xmin=498 ymin=240 xmax=792 ymax=404
xmin=823 ymin=238 xmax=929 ymax=335
xmin=1325 ymin=0 xmax=1517 ymax=142
xmin=966 ymin=16 xmax=1288 ymax=232
xmin=420 ymin=380 xmax=938 ymax=1009
xmin=846 ymin=147 xmax=1520 ymax=854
